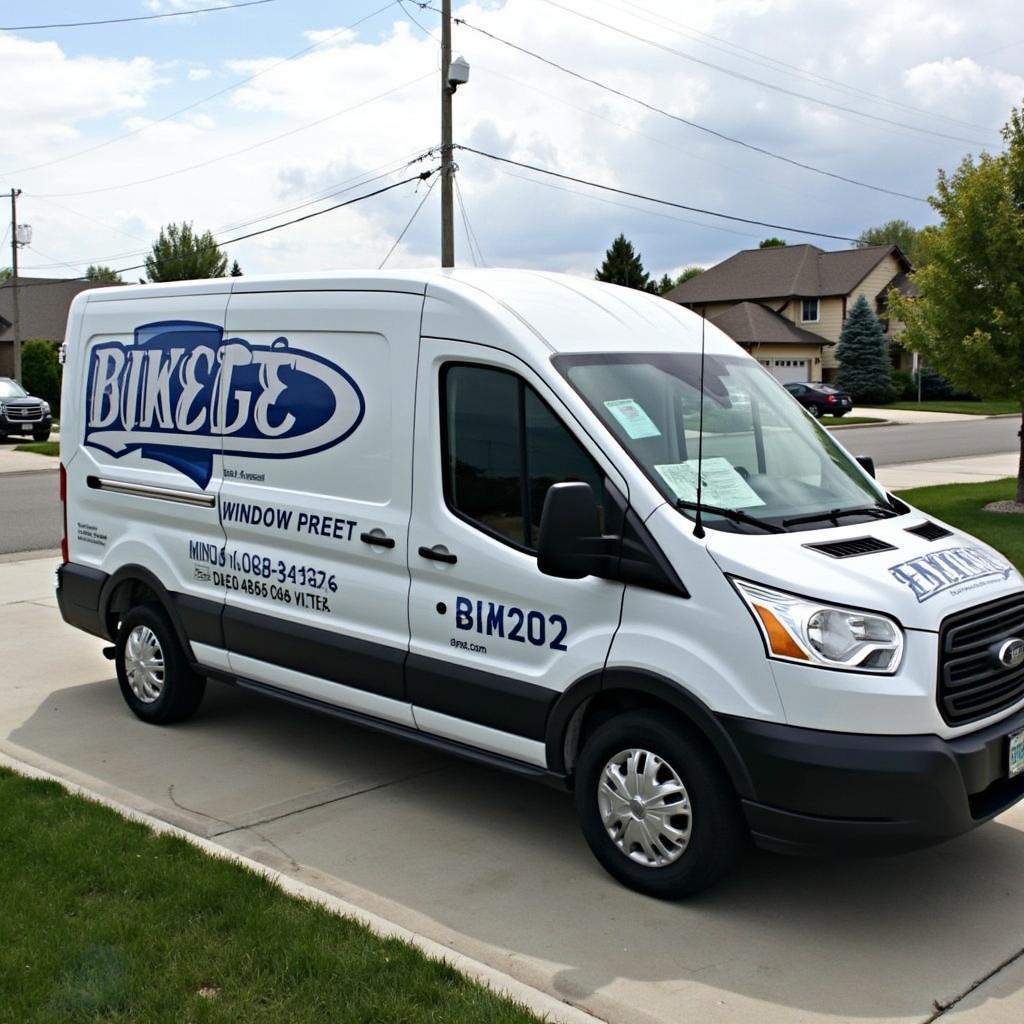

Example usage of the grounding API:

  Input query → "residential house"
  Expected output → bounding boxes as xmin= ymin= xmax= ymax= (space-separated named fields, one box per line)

xmin=0 ymin=277 xmax=123 ymax=377
xmin=666 ymin=243 xmax=915 ymax=384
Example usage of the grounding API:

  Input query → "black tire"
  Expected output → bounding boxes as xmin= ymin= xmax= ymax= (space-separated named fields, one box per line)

xmin=808 ymin=403 xmax=822 ymax=419
xmin=115 ymin=604 xmax=205 ymax=724
xmin=33 ymin=429 xmax=51 ymax=442
xmin=574 ymin=711 xmax=746 ymax=899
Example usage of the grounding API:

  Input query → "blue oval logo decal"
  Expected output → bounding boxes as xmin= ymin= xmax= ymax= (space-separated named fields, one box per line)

xmin=84 ymin=320 xmax=365 ymax=487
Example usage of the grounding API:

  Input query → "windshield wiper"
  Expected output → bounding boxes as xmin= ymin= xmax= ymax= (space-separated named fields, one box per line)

xmin=675 ymin=500 xmax=786 ymax=534
xmin=781 ymin=505 xmax=899 ymax=529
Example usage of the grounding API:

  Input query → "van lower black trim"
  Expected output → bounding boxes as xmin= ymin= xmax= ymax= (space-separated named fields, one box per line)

xmin=224 ymin=605 xmax=405 ymax=702
xmin=236 ymin=677 xmax=568 ymax=787
xmin=406 ymin=653 xmax=557 ymax=741
xmin=56 ymin=562 xmax=108 ymax=639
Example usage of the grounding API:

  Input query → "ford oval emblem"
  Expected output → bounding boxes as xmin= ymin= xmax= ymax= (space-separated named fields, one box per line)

xmin=997 ymin=638 xmax=1024 ymax=670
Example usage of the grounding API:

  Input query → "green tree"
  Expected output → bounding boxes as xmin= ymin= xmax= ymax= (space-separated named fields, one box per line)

xmin=145 ymin=222 xmax=228 ymax=282
xmin=21 ymin=339 xmax=61 ymax=415
xmin=758 ymin=237 xmax=787 ymax=248
xmin=85 ymin=265 xmax=121 ymax=283
xmin=890 ymin=102 xmax=1024 ymax=503
xmin=855 ymin=218 xmax=924 ymax=266
xmin=835 ymin=295 xmax=894 ymax=404
xmin=0 ymin=267 xmax=11 ymax=282
xmin=230 ymin=260 xmax=243 ymax=277
xmin=676 ymin=265 xmax=705 ymax=284
xmin=595 ymin=234 xmax=655 ymax=291
xmin=655 ymin=273 xmax=675 ymax=295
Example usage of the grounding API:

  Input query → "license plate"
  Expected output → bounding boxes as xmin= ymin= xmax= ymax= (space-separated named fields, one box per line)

xmin=1009 ymin=729 xmax=1024 ymax=778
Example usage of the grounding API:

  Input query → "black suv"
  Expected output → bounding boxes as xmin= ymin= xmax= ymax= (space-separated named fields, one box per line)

xmin=0 ymin=377 xmax=53 ymax=442
xmin=783 ymin=381 xmax=853 ymax=418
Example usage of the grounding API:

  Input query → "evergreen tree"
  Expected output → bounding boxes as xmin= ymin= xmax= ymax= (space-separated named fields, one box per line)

xmin=145 ymin=222 xmax=228 ymax=282
xmin=230 ymin=260 xmax=243 ymax=277
xmin=595 ymin=234 xmax=655 ymax=291
xmin=85 ymin=264 xmax=121 ymax=283
xmin=759 ymin=237 xmax=787 ymax=248
xmin=835 ymin=295 xmax=894 ymax=404
xmin=656 ymin=273 xmax=675 ymax=295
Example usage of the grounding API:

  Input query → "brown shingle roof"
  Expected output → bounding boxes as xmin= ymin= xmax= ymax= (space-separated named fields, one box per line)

xmin=667 ymin=243 xmax=910 ymax=304
xmin=0 ymin=277 xmax=123 ymax=344
xmin=710 ymin=301 xmax=832 ymax=348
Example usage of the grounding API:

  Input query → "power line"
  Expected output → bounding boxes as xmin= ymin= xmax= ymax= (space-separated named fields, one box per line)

xmin=598 ymin=0 xmax=1000 ymax=137
xmin=1 ymin=0 xmax=400 ymax=178
xmin=416 ymin=5 xmax=927 ymax=203
xmin=537 ymin=0 xmax=992 ymax=148
xmin=454 ymin=174 xmax=485 ymax=266
xmin=28 ymin=72 xmax=434 ymax=198
xmin=19 ymin=154 xmax=438 ymax=273
xmin=456 ymin=145 xmax=863 ymax=242
xmin=3 ymin=170 xmax=438 ymax=288
xmin=379 ymin=175 xmax=438 ymax=267
xmin=1 ymin=0 xmax=279 ymax=31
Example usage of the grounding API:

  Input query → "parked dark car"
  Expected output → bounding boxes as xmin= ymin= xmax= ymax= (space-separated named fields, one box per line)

xmin=0 ymin=377 xmax=53 ymax=442
xmin=783 ymin=381 xmax=853 ymax=418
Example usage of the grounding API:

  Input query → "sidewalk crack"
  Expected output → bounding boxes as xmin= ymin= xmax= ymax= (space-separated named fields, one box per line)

xmin=924 ymin=946 xmax=1024 ymax=1021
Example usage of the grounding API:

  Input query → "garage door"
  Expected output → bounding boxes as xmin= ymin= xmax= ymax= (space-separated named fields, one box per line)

xmin=769 ymin=359 xmax=807 ymax=384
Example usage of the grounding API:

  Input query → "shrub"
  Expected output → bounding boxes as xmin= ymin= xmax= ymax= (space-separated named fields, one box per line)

xmin=21 ymin=339 xmax=61 ymax=415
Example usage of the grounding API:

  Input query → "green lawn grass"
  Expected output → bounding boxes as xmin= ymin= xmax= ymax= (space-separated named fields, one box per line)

xmin=14 ymin=441 xmax=59 ymax=457
xmin=0 ymin=769 xmax=542 ymax=1024
xmin=885 ymin=400 xmax=1021 ymax=416
xmin=895 ymin=478 xmax=1024 ymax=573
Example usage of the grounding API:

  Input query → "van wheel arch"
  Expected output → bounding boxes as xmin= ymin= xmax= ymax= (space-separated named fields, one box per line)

xmin=100 ymin=566 xmax=191 ymax=657
xmin=546 ymin=669 xmax=755 ymax=799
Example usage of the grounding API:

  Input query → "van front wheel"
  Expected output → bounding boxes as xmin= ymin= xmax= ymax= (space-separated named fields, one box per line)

xmin=115 ymin=604 xmax=205 ymax=724
xmin=574 ymin=711 xmax=745 ymax=898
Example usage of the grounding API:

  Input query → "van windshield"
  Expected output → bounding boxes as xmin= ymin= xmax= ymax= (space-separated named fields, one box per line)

xmin=555 ymin=352 xmax=892 ymax=534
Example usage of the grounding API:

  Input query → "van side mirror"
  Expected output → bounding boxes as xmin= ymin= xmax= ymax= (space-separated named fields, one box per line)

xmin=856 ymin=455 xmax=876 ymax=478
xmin=537 ymin=482 xmax=605 ymax=579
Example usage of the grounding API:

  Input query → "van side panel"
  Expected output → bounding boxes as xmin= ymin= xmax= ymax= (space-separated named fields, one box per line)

xmin=62 ymin=293 xmax=231 ymax=649
xmin=216 ymin=290 xmax=422 ymax=723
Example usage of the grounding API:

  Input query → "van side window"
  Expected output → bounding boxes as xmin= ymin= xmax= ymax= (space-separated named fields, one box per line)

xmin=442 ymin=364 xmax=604 ymax=551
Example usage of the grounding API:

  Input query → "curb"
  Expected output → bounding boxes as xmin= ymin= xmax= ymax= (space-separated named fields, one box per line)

xmin=825 ymin=419 xmax=891 ymax=430
xmin=0 ymin=750 xmax=606 ymax=1024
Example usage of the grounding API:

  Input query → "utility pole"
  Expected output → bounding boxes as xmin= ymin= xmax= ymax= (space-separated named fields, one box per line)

xmin=6 ymin=189 xmax=23 ymax=384
xmin=440 ymin=0 xmax=455 ymax=268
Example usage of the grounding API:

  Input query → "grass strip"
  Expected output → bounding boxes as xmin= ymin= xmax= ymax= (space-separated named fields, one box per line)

xmin=895 ymin=478 xmax=1023 ymax=573
xmin=821 ymin=416 xmax=884 ymax=427
xmin=885 ymin=401 xmax=1021 ymax=416
xmin=13 ymin=442 xmax=59 ymax=457
xmin=0 ymin=768 xmax=542 ymax=1024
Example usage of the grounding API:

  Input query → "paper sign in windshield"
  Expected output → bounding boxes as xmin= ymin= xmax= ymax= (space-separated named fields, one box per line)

xmin=603 ymin=398 xmax=661 ymax=439
xmin=655 ymin=458 xmax=765 ymax=509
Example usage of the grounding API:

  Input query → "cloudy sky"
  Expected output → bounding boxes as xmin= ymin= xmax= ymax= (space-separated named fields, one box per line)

xmin=2 ymin=0 xmax=1022 ymax=283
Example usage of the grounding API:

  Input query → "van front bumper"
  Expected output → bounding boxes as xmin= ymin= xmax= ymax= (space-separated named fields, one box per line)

xmin=721 ymin=708 xmax=1024 ymax=856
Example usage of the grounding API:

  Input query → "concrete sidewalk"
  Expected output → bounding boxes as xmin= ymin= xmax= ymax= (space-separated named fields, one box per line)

xmin=879 ymin=452 xmax=1019 ymax=490
xmin=0 ymin=440 xmax=58 ymax=474
xmin=856 ymin=407 xmax=998 ymax=424
xmin=4 ymin=553 xmax=1024 ymax=1024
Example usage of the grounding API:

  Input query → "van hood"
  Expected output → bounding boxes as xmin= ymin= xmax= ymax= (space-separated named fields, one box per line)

xmin=702 ymin=513 xmax=1024 ymax=631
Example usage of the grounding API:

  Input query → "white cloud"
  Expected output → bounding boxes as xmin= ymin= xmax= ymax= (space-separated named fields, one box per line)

xmin=6 ymin=0 xmax=1023 ymax=282
xmin=188 ymin=67 xmax=213 ymax=81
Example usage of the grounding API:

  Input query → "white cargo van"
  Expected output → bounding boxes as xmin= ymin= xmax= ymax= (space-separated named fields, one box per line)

xmin=57 ymin=270 xmax=1024 ymax=897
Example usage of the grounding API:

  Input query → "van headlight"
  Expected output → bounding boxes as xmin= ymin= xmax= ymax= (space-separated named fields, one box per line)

xmin=732 ymin=579 xmax=904 ymax=674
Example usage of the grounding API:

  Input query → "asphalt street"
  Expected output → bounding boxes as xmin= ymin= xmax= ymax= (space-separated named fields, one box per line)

xmin=0 ymin=471 xmax=61 ymax=555
xmin=837 ymin=415 xmax=1019 ymax=465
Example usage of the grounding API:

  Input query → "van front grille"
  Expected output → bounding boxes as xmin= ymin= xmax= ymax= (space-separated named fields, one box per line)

xmin=938 ymin=593 xmax=1024 ymax=726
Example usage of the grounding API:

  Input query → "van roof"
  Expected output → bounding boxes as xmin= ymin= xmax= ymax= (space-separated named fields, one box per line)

xmin=78 ymin=268 xmax=738 ymax=358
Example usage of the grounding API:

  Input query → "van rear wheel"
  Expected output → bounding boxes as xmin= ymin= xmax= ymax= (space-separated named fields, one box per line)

xmin=574 ymin=710 xmax=746 ymax=898
xmin=115 ymin=604 xmax=205 ymax=724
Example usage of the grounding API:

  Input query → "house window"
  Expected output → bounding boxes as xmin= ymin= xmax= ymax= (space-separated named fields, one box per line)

xmin=801 ymin=298 xmax=819 ymax=323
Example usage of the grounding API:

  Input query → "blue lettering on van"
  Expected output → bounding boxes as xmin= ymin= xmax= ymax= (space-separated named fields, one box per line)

xmin=84 ymin=320 xmax=365 ymax=488
xmin=888 ymin=546 xmax=1014 ymax=602
xmin=454 ymin=595 xmax=569 ymax=651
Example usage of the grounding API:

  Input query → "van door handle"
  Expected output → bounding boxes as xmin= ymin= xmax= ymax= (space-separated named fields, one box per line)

xmin=418 ymin=544 xmax=457 ymax=565
xmin=360 ymin=530 xmax=396 ymax=549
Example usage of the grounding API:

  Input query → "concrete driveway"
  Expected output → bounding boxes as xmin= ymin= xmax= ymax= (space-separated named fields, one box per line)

xmin=4 ymin=552 xmax=1024 ymax=1024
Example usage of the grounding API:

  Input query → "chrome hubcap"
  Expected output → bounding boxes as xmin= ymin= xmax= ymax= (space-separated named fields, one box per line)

xmin=598 ymin=748 xmax=692 ymax=868
xmin=124 ymin=625 xmax=165 ymax=703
